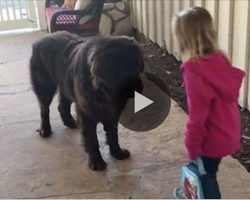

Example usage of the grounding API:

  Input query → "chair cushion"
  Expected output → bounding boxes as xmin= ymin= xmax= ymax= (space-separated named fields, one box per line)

xmin=74 ymin=0 xmax=92 ymax=10
xmin=61 ymin=0 xmax=77 ymax=9
xmin=77 ymin=17 xmax=97 ymax=30
xmin=74 ymin=0 xmax=93 ymax=25
xmin=79 ymin=16 xmax=93 ymax=25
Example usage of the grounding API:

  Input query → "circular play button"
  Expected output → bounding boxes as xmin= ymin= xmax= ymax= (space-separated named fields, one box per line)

xmin=119 ymin=72 xmax=171 ymax=132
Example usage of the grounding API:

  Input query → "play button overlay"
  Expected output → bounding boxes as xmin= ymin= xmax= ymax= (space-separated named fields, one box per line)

xmin=134 ymin=91 xmax=154 ymax=113
xmin=119 ymin=72 xmax=171 ymax=132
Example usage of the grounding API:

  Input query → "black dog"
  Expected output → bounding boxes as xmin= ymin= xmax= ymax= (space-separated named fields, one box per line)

xmin=30 ymin=31 xmax=144 ymax=171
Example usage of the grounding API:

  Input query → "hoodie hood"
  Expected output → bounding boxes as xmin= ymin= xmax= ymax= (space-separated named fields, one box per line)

xmin=181 ymin=52 xmax=245 ymax=102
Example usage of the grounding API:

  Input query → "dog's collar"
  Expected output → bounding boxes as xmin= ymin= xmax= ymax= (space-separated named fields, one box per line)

xmin=64 ymin=39 xmax=86 ymax=64
xmin=67 ymin=39 xmax=86 ymax=49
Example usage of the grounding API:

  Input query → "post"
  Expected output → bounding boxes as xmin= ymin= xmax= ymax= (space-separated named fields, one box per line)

xmin=36 ymin=0 xmax=47 ymax=30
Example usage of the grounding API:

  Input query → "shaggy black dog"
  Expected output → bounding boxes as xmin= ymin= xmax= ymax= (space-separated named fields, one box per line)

xmin=30 ymin=31 xmax=144 ymax=171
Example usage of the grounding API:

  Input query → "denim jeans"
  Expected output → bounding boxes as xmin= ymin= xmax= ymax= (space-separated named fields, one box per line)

xmin=201 ymin=156 xmax=222 ymax=199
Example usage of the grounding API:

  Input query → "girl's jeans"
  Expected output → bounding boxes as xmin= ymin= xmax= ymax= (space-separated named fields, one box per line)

xmin=201 ymin=156 xmax=222 ymax=199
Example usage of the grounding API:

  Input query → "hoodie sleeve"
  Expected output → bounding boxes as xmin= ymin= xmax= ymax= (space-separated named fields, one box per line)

xmin=183 ymin=67 xmax=214 ymax=160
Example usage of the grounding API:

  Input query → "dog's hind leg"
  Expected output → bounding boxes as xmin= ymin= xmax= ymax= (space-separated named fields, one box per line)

xmin=30 ymin=54 xmax=57 ymax=138
xmin=104 ymin=121 xmax=131 ymax=160
xmin=58 ymin=92 xmax=77 ymax=129
xmin=81 ymin=116 xmax=107 ymax=171
xmin=32 ymin=76 xmax=57 ymax=138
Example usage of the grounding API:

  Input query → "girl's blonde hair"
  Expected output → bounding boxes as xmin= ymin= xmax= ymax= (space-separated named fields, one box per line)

xmin=172 ymin=7 xmax=218 ymax=59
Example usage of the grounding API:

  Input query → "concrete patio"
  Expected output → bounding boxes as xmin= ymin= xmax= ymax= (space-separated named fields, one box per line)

xmin=0 ymin=30 xmax=250 ymax=199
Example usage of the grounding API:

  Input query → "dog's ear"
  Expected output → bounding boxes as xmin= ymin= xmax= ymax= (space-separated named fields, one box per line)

xmin=139 ymin=51 xmax=145 ymax=72
xmin=119 ymin=36 xmax=144 ymax=72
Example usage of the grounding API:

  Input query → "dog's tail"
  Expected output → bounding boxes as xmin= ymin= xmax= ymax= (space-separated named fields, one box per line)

xmin=29 ymin=43 xmax=44 ymax=85
xmin=29 ymin=43 xmax=57 ymax=102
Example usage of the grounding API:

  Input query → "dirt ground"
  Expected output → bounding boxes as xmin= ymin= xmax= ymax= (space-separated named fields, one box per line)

xmin=138 ymin=34 xmax=250 ymax=173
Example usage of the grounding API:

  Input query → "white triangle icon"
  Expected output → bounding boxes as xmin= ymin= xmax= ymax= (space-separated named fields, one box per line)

xmin=134 ymin=91 xmax=154 ymax=113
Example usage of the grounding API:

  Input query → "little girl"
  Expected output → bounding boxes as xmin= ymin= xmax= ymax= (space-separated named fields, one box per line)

xmin=172 ymin=7 xmax=245 ymax=199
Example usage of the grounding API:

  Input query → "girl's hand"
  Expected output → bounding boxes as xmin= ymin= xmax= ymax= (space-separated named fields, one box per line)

xmin=186 ymin=149 xmax=198 ymax=161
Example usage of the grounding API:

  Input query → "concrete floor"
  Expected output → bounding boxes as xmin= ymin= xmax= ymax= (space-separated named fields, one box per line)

xmin=0 ymin=30 xmax=250 ymax=199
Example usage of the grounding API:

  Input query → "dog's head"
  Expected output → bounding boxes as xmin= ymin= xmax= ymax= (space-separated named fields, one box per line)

xmin=88 ymin=36 xmax=144 ymax=98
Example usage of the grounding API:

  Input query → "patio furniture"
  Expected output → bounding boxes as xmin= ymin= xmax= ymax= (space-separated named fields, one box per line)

xmin=101 ymin=0 xmax=131 ymax=36
xmin=45 ymin=0 xmax=104 ymax=36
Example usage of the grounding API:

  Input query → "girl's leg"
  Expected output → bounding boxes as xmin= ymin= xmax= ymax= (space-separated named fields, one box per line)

xmin=201 ymin=156 xmax=222 ymax=199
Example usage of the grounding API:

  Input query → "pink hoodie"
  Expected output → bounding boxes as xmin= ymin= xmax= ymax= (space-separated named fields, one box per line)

xmin=181 ymin=52 xmax=245 ymax=160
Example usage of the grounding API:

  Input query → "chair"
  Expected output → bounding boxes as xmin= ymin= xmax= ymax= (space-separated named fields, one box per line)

xmin=45 ymin=0 xmax=104 ymax=36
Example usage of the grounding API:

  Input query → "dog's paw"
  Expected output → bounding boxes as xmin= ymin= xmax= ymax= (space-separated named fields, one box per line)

xmin=63 ymin=118 xmax=77 ymax=129
xmin=88 ymin=159 xmax=107 ymax=171
xmin=39 ymin=129 xmax=52 ymax=138
xmin=111 ymin=149 xmax=131 ymax=160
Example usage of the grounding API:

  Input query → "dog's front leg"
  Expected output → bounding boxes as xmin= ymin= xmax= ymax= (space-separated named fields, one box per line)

xmin=81 ymin=116 xmax=107 ymax=171
xmin=58 ymin=92 xmax=77 ymax=129
xmin=104 ymin=121 xmax=130 ymax=160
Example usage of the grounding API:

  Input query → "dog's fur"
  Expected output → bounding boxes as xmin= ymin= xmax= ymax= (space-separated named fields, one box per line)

xmin=30 ymin=31 xmax=144 ymax=170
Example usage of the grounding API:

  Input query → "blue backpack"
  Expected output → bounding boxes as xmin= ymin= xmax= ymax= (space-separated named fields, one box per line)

xmin=180 ymin=157 xmax=220 ymax=199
